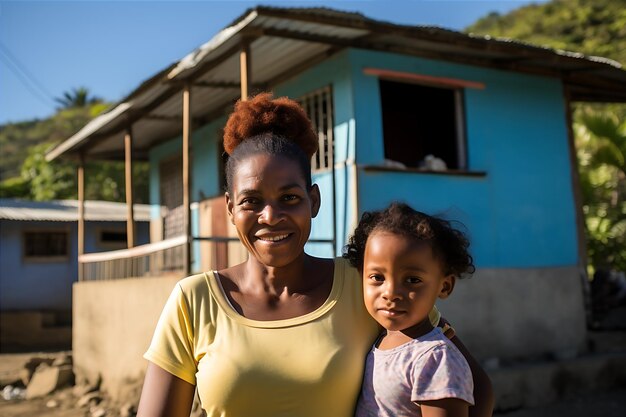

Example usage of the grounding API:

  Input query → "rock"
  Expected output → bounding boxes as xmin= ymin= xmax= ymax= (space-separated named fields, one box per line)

xmin=20 ymin=357 xmax=54 ymax=385
xmin=74 ymin=382 xmax=99 ymax=397
xmin=25 ymin=364 xmax=74 ymax=399
xmin=46 ymin=399 xmax=59 ymax=408
xmin=91 ymin=407 xmax=107 ymax=417
xmin=120 ymin=402 xmax=137 ymax=417
xmin=77 ymin=391 xmax=102 ymax=408
xmin=52 ymin=354 xmax=72 ymax=367
xmin=2 ymin=385 xmax=26 ymax=400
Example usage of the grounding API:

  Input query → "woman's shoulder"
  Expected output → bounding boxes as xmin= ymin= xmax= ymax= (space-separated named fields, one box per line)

xmin=174 ymin=272 xmax=215 ymax=306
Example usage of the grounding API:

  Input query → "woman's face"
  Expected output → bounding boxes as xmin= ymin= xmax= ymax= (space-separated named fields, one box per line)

xmin=226 ymin=153 xmax=320 ymax=268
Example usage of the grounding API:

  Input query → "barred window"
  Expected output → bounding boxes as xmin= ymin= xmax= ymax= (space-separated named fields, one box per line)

xmin=23 ymin=231 xmax=68 ymax=259
xmin=297 ymin=87 xmax=334 ymax=172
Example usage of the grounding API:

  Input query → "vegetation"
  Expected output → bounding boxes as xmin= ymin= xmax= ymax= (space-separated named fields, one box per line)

xmin=0 ymin=92 xmax=148 ymax=203
xmin=54 ymin=87 xmax=103 ymax=110
xmin=467 ymin=0 xmax=626 ymax=272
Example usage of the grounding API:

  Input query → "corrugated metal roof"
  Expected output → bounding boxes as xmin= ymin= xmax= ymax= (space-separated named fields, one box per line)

xmin=0 ymin=199 xmax=153 ymax=222
xmin=46 ymin=5 xmax=626 ymax=162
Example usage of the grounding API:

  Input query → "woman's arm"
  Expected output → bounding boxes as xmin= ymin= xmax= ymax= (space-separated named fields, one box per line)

xmin=136 ymin=362 xmax=196 ymax=417
xmin=449 ymin=335 xmax=494 ymax=417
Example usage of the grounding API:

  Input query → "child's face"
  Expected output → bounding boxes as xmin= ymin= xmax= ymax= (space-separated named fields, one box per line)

xmin=362 ymin=231 xmax=454 ymax=333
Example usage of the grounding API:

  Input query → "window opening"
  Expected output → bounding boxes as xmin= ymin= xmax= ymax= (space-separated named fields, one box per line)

xmin=379 ymin=79 xmax=466 ymax=170
xmin=24 ymin=231 xmax=68 ymax=258
xmin=296 ymin=87 xmax=334 ymax=172
xmin=159 ymin=154 xmax=184 ymax=238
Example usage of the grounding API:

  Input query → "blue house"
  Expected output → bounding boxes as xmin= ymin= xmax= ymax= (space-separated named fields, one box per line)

xmin=0 ymin=199 xmax=150 ymax=351
xmin=46 ymin=6 xmax=626 ymax=377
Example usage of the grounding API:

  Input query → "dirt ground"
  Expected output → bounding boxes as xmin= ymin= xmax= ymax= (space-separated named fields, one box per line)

xmin=2 ymin=351 xmax=626 ymax=417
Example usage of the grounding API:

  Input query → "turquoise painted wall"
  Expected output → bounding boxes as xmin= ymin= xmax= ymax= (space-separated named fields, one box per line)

xmin=149 ymin=117 xmax=226 ymax=214
xmin=348 ymin=49 xmax=577 ymax=268
xmin=275 ymin=51 xmax=357 ymax=257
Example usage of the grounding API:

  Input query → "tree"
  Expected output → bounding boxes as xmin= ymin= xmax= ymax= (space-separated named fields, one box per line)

xmin=576 ymin=108 xmax=626 ymax=271
xmin=54 ymin=87 xmax=103 ymax=109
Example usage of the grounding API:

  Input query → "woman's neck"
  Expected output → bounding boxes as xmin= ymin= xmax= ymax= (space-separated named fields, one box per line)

xmin=242 ymin=253 xmax=315 ymax=296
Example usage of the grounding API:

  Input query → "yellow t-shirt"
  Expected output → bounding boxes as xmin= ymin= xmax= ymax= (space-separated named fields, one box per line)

xmin=144 ymin=257 xmax=440 ymax=417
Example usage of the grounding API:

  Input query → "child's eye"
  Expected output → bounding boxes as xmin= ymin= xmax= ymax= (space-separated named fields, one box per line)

xmin=368 ymin=274 xmax=385 ymax=282
xmin=406 ymin=276 xmax=422 ymax=284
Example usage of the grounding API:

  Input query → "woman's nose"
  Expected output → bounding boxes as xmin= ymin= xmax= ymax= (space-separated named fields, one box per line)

xmin=258 ymin=202 xmax=282 ymax=225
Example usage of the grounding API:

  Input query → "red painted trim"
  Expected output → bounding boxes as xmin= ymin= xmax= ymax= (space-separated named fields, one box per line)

xmin=363 ymin=68 xmax=486 ymax=90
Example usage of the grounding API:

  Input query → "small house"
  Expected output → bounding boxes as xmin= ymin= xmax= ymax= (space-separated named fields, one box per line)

xmin=0 ymin=198 xmax=150 ymax=351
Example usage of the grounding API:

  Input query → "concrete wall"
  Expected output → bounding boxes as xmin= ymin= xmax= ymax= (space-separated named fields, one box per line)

xmin=439 ymin=266 xmax=587 ymax=360
xmin=73 ymin=277 xmax=180 ymax=402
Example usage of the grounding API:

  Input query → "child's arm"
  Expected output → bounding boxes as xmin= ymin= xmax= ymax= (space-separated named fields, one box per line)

xmin=419 ymin=398 xmax=469 ymax=417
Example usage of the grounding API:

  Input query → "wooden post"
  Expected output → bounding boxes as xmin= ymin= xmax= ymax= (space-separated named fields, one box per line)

xmin=182 ymin=83 xmax=193 ymax=275
xmin=563 ymin=87 xmax=591 ymax=324
xmin=77 ymin=153 xmax=85 ymax=281
xmin=240 ymin=41 xmax=251 ymax=101
xmin=124 ymin=127 xmax=136 ymax=249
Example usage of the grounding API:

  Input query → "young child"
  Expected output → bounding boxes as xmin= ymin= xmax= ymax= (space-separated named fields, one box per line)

xmin=344 ymin=202 xmax=475 ymax=417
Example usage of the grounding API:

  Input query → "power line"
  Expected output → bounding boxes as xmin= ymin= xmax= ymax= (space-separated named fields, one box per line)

xmin=0 ymin=41 xmax=56 ymax=109
xmin=0 ymin=53 xmax=55 ymax=109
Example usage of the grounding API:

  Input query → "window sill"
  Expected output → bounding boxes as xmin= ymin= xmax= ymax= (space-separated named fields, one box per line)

xmin=361 ymin=165 xmax=487 ymax=177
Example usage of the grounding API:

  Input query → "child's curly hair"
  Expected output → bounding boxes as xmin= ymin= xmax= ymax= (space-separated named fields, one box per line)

xmin=343 ymin=202 xmax=475 ymax=278
xmin=223 ymin=93 xmax=319 ymax=192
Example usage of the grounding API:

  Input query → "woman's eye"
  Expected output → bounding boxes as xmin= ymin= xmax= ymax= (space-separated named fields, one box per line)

xmin=282 ymin=194 xmax=300 ymax=203
xmin=240 ymin=198 xmax=260 ymax=206
xmin=406 ymin=277 xmax=422 ymax=284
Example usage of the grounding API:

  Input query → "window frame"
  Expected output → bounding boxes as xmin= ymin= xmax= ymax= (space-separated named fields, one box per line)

xmin=364 ymin=68 xmax=486 ymax=173
xmin=96 ymin=227 xmax=128 ymax=250
xmin=296 ymin=86 xmax=335 ymax=173
xmin=22 ymin=228 xmax=70 ymax=263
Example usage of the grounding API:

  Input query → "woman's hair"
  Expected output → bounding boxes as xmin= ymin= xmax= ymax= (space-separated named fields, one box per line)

xmin=223 ymin=93 xmax=319 ymax=192
xmin=343 ymin=202 xmax=475 ymax=278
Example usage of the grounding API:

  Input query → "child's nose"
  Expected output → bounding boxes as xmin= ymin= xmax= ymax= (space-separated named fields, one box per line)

xmin=382 ymin=281 xmax=402 ymax=301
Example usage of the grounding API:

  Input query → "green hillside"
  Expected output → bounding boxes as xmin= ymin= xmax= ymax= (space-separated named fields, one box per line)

xmin=466 ymin=0 xmax=626 ymax=66
xmin=0 ymin=102 xmax=149 ymax=203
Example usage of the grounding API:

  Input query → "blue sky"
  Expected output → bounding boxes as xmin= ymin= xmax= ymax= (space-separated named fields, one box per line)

xmin=0 ymin=0 xmax=548 ymax=124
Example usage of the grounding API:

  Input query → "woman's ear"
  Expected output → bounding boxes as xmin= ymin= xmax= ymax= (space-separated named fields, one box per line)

xmin=439 ymin=275 xmax=456 ymax=299
xmin=309 ymin=184 xmax=321 ymax=218
xmin=225 ymin=192 xmax=235 ymax=225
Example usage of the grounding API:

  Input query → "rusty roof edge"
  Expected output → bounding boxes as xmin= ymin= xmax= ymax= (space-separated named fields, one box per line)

xmin=46 ymin=102 xmax=133 ymax=161
xmin=167 ymin=10 xmax=259 ymax=80
xmin=254 ymin=6 xmax=623 ymax=70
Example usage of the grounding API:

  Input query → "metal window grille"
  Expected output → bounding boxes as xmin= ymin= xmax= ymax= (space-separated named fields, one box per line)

xmin=297 ymin=87 xmax=334 ymax=172
xmin=24 ymin=231 xmax=68 ymax=257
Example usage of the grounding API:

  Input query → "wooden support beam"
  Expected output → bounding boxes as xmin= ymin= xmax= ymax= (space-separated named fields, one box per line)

xmin=77 ymin=153 xmax=85 ymax=281
xmin=563 ymin=86 xmax=591 ymax=325
xmin=193 ymin=81 xmax=241 ymax=89
xmin=182 ymin=83 xmax=193 ymax=275
xmin=124 ymin=128 xmax=136 ymax=249
xmin=240 ymin=41 xmax=251 ymax=101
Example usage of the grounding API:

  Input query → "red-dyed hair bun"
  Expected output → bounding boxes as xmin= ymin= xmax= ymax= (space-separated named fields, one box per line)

xmin=223 ymin=93 xmax=318 ymax=158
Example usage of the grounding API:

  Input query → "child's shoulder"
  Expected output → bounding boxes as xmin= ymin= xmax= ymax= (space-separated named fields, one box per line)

xmin=413 ymin=328 xmax=467 ymax=366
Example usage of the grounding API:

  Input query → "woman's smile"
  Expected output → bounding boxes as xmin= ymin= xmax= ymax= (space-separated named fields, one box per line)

xmin=226 ymin=153 xmax=320 ymax=268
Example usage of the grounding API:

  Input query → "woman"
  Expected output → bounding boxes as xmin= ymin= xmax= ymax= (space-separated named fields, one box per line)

xmin=137 ymin=93 xmax=493 ymax=417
